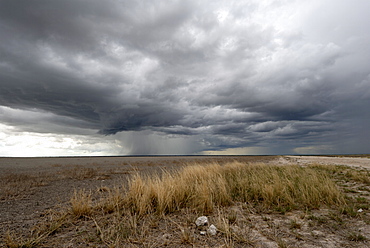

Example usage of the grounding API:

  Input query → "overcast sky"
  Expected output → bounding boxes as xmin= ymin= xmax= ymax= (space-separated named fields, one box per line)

xmin=1 ymin=0 xmax=369 ymax=156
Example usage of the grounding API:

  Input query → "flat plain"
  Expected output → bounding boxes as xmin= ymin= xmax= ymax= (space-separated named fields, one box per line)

xmin=1 ymin=155 xmax=370 ymax=247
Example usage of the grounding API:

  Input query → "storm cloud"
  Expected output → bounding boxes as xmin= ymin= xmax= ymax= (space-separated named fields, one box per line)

xmin=1 ymin=0 xmax=369 ymax=156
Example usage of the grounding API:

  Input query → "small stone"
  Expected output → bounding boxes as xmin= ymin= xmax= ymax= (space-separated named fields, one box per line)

xmin=358 ymin=208 xmax=363 ymax=213
xmin=207 ymin=224 xmax=217 ymax=235
xmin=200 ymin=231 xmax=207 ymax=235
xmin=195 ymin=216 xmax=208 ymax=226
xmin=162 ymin=233 xmax=172 ymax=239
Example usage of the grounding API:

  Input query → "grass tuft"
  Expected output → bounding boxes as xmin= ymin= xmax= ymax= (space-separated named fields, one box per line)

xmin=70 ymin=189 xmax=93 ymax=218
xmin=348 ymin=232 xmax=367 ymax=242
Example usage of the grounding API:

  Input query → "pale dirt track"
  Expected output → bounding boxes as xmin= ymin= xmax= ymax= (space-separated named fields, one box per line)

xmin=285 ymin=155 xmax=370 ymax=168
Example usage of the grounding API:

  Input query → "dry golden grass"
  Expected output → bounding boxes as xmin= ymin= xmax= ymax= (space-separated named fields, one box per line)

xmin=97 ymin=186 xmax=126 ymax=214
xmin=4 ymin=211 xmax=68 ymax=248
xmin=345 ymin=169 xmax=370 ymax=184
xmin=309 ymin=163 xmax=370 ymax=185
xmin=4 ymin=231 xmax=39 ymax=248
xmin=123 ymin=162 xmax=345 ymax=216
xmin=70 ymin=189 xmax=93 ymax=218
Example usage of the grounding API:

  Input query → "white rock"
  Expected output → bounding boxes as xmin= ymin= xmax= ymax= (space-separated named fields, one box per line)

xmin=195 ymin=216 xmax=208 ymax=226
xmin=200 ymin=231 xmax=207 ymax=235
xmin=162 ymin=233 xmax=171 ymax=239
xmin=358 ymin=208 xmax=363 ymax=213
xmin=207 ymin=224 xmax=217 ymax=235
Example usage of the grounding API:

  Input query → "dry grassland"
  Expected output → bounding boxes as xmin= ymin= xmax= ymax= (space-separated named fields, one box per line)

xmin=2 ymin=157 xmax=370 ymax=247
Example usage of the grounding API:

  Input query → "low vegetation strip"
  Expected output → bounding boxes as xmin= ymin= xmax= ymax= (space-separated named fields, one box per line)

xmin=10 ymin=161 xmax=368 ymax=247
xmin=123 ymin=162 xmax=345 ymax=215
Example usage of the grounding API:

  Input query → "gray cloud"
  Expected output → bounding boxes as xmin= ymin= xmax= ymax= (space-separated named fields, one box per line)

xmin=0 ymin=0 xmax=369 ymax=155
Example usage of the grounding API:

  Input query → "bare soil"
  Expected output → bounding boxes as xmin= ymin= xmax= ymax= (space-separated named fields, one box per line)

xmin=0 ymin=156 xmax=272 ymax=244
xmin=1 ymin=155 xmax=370 ymax=247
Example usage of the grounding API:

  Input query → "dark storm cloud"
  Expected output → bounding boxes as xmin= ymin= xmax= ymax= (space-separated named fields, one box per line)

xmin=0 ymin=0 xmax=196 ymax=134
xmin=1 ymin=0 xmax=370 ymax=155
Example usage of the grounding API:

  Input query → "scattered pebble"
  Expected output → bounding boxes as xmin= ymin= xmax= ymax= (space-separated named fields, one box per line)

xmin=195 ymin=216 xmax=208 ymax=226
xmin=162 ymin=233 xmax=172 ymax=239
xmin=207 ymin=224 xmax=217 ymax=235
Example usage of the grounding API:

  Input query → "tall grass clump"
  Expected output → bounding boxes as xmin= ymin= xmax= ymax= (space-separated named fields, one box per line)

xmin=125 ymin=163 xmax=232 ymax=215
xmin=70 ymin=189 xmax=93 ymax=218
xmin=124 ymin=162 xmax=345 ymax=215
